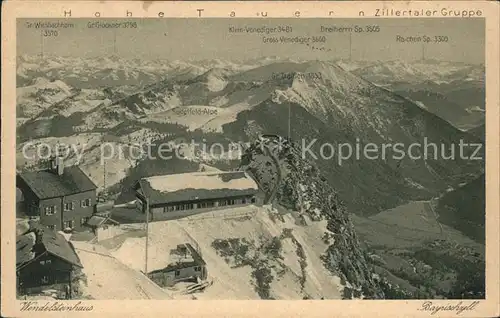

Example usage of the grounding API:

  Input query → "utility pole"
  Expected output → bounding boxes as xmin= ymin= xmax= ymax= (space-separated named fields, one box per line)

xmin=103 ymin=159 xmax=107 ymax=197
xmin=68 ymin=271 xmax=72 ymax=299
xmin=144 ymin=197 xmax=150 ymax=275
xmin=349 ymin=32 xmax=352 ymax=61
xmin=113 ymin=29 xmax=117 ymax=55
xmin=40 ymin=30 xmax=44 ymax=59
xmin=288 ymin=104 xmax=291 ymax=140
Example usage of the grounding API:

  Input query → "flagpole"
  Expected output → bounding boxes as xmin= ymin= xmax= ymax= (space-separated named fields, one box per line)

xmin=288 ymin=104 xmax=291 ymax=139
xmin=103 ymin=159 xmax=107 ymax=195
xmin=145 ymin=197 xmax=150 ymax=275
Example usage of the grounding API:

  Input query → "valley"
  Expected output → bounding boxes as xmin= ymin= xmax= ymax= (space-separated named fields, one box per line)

xmin=15 ymin=54 xmax=486 ymax=300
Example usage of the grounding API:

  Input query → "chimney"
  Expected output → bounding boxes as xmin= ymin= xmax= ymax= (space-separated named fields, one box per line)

xmin=30 ymin=225 xmax=46 ymax=255
xmin=28 ymin=219 xmax=38 ymax=230
xmin=51 ymin=156 xmax=64 ymax=176
xmin=34 ymin=228 xmax=44 ymax=245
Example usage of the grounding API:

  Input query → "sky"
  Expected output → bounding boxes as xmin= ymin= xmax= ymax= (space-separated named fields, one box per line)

xmin=17 ymin=18 xmax=485 ymax=64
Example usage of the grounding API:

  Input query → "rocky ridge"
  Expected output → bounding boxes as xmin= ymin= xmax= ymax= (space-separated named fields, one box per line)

xmin=240 ymin=136 xmax=387 ymax=298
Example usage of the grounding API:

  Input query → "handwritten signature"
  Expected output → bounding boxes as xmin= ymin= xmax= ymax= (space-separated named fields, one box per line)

xmin=418 ymin=301 xmax=480 ymax=315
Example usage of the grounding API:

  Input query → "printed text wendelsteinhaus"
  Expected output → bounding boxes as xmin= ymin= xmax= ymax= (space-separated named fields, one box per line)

xmin=19 ymin=301 xmax=94 ymax=312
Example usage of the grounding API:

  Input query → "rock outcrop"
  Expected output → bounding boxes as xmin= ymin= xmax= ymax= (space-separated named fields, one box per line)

xmin=240 ymin=136 xmax=385 ymax=299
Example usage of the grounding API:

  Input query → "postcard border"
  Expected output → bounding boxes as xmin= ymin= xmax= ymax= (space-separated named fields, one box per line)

xmin=2 ymin=1 xmax=499 ymax=317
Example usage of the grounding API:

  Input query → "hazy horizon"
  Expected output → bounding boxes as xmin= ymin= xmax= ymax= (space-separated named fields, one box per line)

xmin=16 ymin=54 xmax=485 ymax=67
xmin=17 ymin=18 xmax=485 ymax=64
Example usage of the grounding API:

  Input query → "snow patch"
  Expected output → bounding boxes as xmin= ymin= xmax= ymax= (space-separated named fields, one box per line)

xmin=144 ymin=171 xmax=258 ymax=193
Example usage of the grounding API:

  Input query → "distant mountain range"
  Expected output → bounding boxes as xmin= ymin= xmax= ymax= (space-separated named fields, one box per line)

xmin=17 ymin=55 xmax=485 ymax=218
xmin=351 ymin=59 xmax=485 ymax=130
xmin=17 ymin=55 xmax=485 ymax=130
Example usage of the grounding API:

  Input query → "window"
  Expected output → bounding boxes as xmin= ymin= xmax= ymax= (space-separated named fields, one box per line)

xmin=40 ymin=260 xmax=52 ymax=265
xmin=80 ymin=217 xmax=90 ymax=226
xmin=44 ymin=206 xmax=56 ymax=215
xmin=63 ymin=220 xmax=74 ymax=229
xmin=81 ymin=198 xmax=91 ymax=207
xmin=242 ymin=198 xmax=247 ymax=204
xmin=64 ymin=202 xmax=74 ymax=211
xmin=175 ymin=270 xmax=180 ymax=277
xmin=194 ymin=266 xmax=201 ymax=272
xmin=41 ymin=276 xmax=49 ymax=284
xmin=199 ymin=201 xmax=215 ymax=209
xmin=251 ymin=197 xmax=256 ymax=203
xmin=177 ymin=203 xmax=194 ymax=211
xmin=47 ymin=225 xmax=56 ymax=231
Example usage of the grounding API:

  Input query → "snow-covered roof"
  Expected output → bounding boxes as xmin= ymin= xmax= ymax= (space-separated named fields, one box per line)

xmin=17 ymin=165 xmax=97 ymax=200
xmin=149 ymin=243 xmax=206 ymax=273
xmin=16 ymin=222 xmax=83 ymax=268
xmin=86 ymin=215 xmax=119 ymax=227
xmin=135 ymin=171 xmax=259 ymax=205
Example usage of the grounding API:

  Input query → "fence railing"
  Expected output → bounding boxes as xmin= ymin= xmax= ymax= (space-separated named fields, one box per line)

xmin=179 ymin=207 xmax=258 ymax=222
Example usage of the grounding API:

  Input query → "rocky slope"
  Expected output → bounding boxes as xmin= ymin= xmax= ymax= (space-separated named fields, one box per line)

xmin=436 ymin=174 xmax=485 ymax=244
xmin=239 ymin=135 xmax=485 ymax=299
xmin=393 ymin=90 xmax=484 ymax=130
xmin=240 ymin=136 xmax=386 ymax=298
xmin=109 ymin=207 xmax=346 ymax=300
xmin=468 ymin=124 xmax=485 ymax=141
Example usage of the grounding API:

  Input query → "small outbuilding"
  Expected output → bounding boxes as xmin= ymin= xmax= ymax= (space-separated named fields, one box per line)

xmin=16 ymin=222 xmax=83 ymax=297
xmin=148 ymin=243 xmax=207 ymax=287
xmin=85 ymin=214 xmax=121 ymax=241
